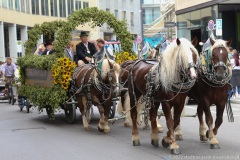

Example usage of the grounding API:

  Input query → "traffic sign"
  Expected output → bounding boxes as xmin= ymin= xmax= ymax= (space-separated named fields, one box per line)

xmin=208 ymin=20 xmax=215 ymax=31
xmin=216 ymin=19 xmax=222 ymax=36
xmin=137 ymin=36 xmax=142 ymax=44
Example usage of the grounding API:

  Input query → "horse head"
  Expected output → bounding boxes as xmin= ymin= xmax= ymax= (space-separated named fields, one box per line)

xmin=176 ymin=37 xmax=198 ymax=80
xmin=160 ymin=37 xmax=199 ymax=90
xmin=101 ymin=59 xmax=121 ymax=98
xmin=210 ymin=38 xmax=232 ymax=81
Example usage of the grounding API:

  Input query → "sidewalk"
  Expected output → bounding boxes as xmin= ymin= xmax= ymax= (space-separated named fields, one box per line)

xmin=230 ymin=97 xmax=240 ymax=104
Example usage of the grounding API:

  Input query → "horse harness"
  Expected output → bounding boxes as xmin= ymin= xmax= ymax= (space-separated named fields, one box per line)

xmin=199 ymin=45 xmax=232 ymax=87
xmin=72 ymin=64 xmax=115 ymax=108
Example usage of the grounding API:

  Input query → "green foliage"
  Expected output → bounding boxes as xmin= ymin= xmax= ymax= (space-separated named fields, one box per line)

xmin=20 ymin=7 xmax=134 ymax=119
xmin=18 ymin=84 xmax=67 ymax=118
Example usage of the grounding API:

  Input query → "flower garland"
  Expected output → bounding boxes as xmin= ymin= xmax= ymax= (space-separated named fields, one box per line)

xmin=115 ymin=51 xmax=138 ymax=64
xmin=52 ymin=57 xmax=76 ymax=90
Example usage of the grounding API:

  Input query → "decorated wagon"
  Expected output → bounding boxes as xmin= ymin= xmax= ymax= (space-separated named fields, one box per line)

xmin=17 ymin=8 xmax=136 ymax=124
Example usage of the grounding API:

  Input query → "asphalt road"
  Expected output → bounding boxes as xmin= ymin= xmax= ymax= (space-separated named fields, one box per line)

xmin=0 ymin=101 xmax=240 ymax=160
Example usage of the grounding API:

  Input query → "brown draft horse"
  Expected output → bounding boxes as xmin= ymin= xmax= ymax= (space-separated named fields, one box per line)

xmin=73 ymin=59 xmax=121 ymax=133
xmin=175 ymin=38 xmax=232 ymax=149
xmin=128 ymin=38 xmax=199 ymax=155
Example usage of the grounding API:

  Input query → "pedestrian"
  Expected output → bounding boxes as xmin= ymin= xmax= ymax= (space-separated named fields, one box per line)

xmin=1 ymin=57 xmax=17 ymax=96
xmin=230 ymin=50 xmax=240 ymax=98
xmin=64 ymin=42 xmax=74 ymax=61
xmin=42 ymin=41 xmax=55 ymax=55
xmin=34 ymin=43 xmax=46 ymax=55
xmin=228 ymin=47 xmax=233 ymax=60
xmin=75 ymin=31 xmax=97 ymax=66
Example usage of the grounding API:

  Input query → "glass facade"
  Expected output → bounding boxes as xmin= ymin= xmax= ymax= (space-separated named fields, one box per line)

xmin=59 ymin=0 xmax=66 ymax=17
xmin=68 ymin=0 xmax=74 ymax=15
xmin=75 ymin=0 xmax=81 ymax=10
xmin=0 ymin=0 xmax=91 ymax=17
xmin=41 ymin=0 xmax=49 ymax=16
xmin=142 ymin=7 xmax=160 ymax=24
xmin=177 ymin=6 xmax=217 ymax=42
xmin=50 ymin=0 xmax=58 ymax=17
xmin=32 ymin=0 xmax=40 ymax=15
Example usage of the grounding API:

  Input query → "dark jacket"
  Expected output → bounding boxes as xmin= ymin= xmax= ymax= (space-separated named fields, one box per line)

xmin=42 ymin=49 xmax=55 ymax=55
xmin=76 ymin=42 xmax=97 ymax=64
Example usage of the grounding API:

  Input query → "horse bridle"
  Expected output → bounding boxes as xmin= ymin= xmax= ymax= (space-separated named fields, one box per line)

xmin=200 ymin=46 xmax=231 ymax=85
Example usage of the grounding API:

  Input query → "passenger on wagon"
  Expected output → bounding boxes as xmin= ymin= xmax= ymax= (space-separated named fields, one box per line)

xmin=42 ymin=41 xmax=55 ymax=55
xmin=76 ymin=31 xmax=97 ymax=66
xmin=230 ymin=50 xmax=240 ymax=98
xmin=93 ymin=38 xmax=114 ymax=61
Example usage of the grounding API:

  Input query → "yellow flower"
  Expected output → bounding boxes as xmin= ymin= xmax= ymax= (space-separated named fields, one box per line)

xmin=116 ymin=54 xmax=121 ymax=60
xmin=124 ymin=52 xmax=129 ymax=57
xmin=128 ymin=57 xmax=132 ymax=60
xmin=62 ymin=83 xmax=69 ymax=90
xmin=117 ymin=60 xmax=122 ymax=64
xmin=62 ymin=57 xmax=68 ymax=63
xmin=54 ymin=79 xmax=58 ymax=84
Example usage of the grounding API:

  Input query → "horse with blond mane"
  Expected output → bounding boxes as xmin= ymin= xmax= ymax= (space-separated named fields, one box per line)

xmin=72 ymin=51 xmax=121 ymax=133
xmin=128 ymin=37 xmax=199 ymax=155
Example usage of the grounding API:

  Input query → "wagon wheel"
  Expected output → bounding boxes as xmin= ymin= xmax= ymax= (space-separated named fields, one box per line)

xmin=64 ymin=96 xmax=77 ymax=124
xmin=85 ymin=106 xmax=93 ymax=123
xmin=18 ymin=97 xmax=24 ymax=111
xmin=108 ymin=101 xmax=116 ymax=119
xmin=46 ymin=106 xmax=53 ymax=119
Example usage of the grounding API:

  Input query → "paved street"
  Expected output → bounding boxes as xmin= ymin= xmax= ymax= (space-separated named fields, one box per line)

xmin=0 ymin=101 xmax=240 ymax=160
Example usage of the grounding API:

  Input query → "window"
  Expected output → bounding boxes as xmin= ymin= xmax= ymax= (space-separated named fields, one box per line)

xmin=21 ymin=0 xmax=25 ymax=12
xmin=106 ymin=8 xmax=110 ymax=12
xmin=83 ymin=2 xmax=89 ymax=9
xmin=75 ymin=0 xmax=81 ymax=10
xmin=9 ymin=0 xmax=14 ymax=9
xmin=131 ymin=12 xmax=134 ymax=26
xmin=41 ymin=0 xmax=49 ymax=16
xmin=50 ymin=0 xmax=58 ymax=17
xmin=15 ymin=0 xmax=20 ymax=11
xmin=68 ymin=0 xmax=74 ymax=15
xmin=2 ymin=0 xmax=8 ymax=8
xmin=59 ymin=0 xmax=66 ymax=17
xmin=26 ymin=0 xmax=30 ymax=13
xmin=122 ymin=11 xmax=126 ymax=20
xmin=32 ymin=0 xmax=39 ymax=15
xmin=114 ymin=10 xmax=118 ymax=19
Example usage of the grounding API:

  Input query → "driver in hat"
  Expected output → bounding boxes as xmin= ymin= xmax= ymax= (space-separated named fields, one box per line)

xmin=76 ymin=31 xmax=97 ymax=66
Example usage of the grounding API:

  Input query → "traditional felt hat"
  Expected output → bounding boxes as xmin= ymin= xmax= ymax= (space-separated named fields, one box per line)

xmin=80 ymin=31 xmax=89 ymax=37
xmin=44 ymin=41 xmax=53 ymax=47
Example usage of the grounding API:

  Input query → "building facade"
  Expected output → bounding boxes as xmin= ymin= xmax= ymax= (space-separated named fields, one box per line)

xmin=176 ymin=0 xmax=240 ymax=51
xmin=0 ymin=0 xmax=98 ymax=62
xmin=142 ymin=0 xmax=175 ymax=47
xmin=98 ymin=0 xmax=141 ymax=41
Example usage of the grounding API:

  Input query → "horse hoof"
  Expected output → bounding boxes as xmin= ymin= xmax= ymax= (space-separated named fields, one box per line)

xmin=84 ymin=127 xmax=90 ymax=131
xmin=158 ymin=127 xmax=164 ymax=133
xmin=200 ymin=135 xmax=208 ymax=142
xmin=98 ymin=126 xmax=104 ymax=133
xmin=206 ymin=130 xmax=209 ymax=138
xmin=133 ymin=140 xmax=140 ymax=146
xmin=171 ymin=148 xmax=181 ymax=155
xmin=161 ymin=139 xmax=170 ymax=148
xmin=104 ymin=128 xmax=110 ymax=133
xmin=175 ymin=135 xmax=183 ymax=141
xmin=210 ymin=144 xmax=220 ymax=149
xmin=151 ymin=139 xmax=159 ymax=147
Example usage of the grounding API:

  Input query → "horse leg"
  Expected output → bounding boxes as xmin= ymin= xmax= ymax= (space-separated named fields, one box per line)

xmin=197 ymin=105 xmax=208 ymax=141
xmin=173 ymin=99 xmax=185 ymax=141
xmin=150 ymin=102 xmax=160 ymax=147
xmin=103 ymin=101 xmax=112 ymax=133
xmin=77 ymin=96 xmax=90 ymax=130
xmin=161 ymin=102 xmax=181 ymax=155
xmin=212 ymin=103 xmax=225 ymax=138
xmin=93 ymin=97 xmax=105 ymax=133
xmin=202 ymin=103 xmax=220 ymax=149
xmin=123 ymin=92 xmax=132 ymax=127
